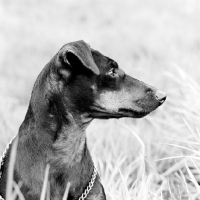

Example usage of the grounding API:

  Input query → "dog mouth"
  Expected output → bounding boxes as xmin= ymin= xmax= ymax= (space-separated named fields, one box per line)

xmin=118 ymin=108 xmax=150 ymax=118
xmin=90 ymin=106 xmax=151 ymax=119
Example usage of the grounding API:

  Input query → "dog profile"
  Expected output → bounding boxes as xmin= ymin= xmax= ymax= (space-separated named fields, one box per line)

xmin=0 ymin=40 xmax=166 ymax=200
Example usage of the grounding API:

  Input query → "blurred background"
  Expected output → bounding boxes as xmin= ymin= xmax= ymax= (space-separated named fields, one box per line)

xmin=0 ymin=0 xmax=200 ymax=199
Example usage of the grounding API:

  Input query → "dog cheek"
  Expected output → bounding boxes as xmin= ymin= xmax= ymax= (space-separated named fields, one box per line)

xmin=68 ymin=87 xmax=94 ymax=113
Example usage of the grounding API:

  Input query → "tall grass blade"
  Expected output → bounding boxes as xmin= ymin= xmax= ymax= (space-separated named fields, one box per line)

xmin=40 ymin=164 xmax=50 ymax=200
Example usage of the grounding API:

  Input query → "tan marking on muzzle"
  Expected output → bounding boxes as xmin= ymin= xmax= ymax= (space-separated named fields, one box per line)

xmin=97 ymin=90 xmax=142 ymax=112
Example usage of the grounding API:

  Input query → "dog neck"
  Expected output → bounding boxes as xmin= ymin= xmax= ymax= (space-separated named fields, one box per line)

xmin=52 ymin=112 xmax=92 ymax=168
xmin=50 ymin=111 xmax=107 ymax=199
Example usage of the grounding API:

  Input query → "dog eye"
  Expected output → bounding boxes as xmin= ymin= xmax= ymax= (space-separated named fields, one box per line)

xmin=107 ymin=68 xmax=117 ymax=77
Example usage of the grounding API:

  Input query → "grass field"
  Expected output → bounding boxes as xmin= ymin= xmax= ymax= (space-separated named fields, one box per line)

xmin=0 ymin=0 xmax=200 ymax=199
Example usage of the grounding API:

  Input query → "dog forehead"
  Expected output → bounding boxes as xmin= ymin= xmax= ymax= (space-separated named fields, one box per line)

xmin=91 ymin=48 xmax=115 ymax=70
xmin=91 ymin=48 xmax=106 ymax=60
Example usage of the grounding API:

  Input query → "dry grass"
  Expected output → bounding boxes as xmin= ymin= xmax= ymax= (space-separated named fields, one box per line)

xmin=0 ymin=0 xmax=200 ymax=199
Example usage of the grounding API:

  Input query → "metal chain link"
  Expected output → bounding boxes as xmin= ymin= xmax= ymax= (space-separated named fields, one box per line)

xmin=0 ymin=136 xmax=16 ymax=200
xmin=78 ymin=166 xmax=97 ymax=200
xmin=0 ymin=137 xmax=15 ymax=177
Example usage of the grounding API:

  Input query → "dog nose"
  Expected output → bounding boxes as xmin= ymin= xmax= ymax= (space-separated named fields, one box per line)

xmin=155 ymin=90 xmax=167 ymax=105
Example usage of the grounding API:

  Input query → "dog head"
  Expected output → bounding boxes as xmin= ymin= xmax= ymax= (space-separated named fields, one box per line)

xmin=43 ymin=40 xmax=166 ymax=121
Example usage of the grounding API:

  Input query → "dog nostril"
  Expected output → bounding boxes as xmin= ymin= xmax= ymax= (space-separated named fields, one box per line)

xmin=146 ymin=88 xmax=153 ymax=94
xmin=155 ymin=91 xmax=167 ymax=105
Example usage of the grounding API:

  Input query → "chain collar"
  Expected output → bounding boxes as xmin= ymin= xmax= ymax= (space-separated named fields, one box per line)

xmin=78 ymin=166 xmax=97 ymax=200
xmin=0 ymin=138 xmax=97 ymax=200
xmin=0 ymin=137 xmax=15 ymax=177
xmin=0 ymin=136 xmax=16 ymax=200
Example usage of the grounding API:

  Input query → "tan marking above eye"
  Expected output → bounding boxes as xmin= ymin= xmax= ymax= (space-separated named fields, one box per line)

xmin=110 ymin=60 xmax=119 ymax=68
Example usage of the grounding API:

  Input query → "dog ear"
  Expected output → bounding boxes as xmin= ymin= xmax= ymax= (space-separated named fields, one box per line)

xmin=57 ymin=40 xmax=100 ymax=75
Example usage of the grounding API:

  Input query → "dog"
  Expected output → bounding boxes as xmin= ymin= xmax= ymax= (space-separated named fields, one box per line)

xmin=0 ymin=40 xmax=166 ymax=200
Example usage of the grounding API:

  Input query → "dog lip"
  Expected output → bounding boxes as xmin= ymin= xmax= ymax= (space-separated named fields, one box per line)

xmin=90 ymin=106 xmax=151 ymax=119
xmin=89 ymin=112 xmax=149 ymax=120
xmin=118 ymin=108 xmax=150 ymax=118
xmin=90 ymin=106 xmax=135 ymax=119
